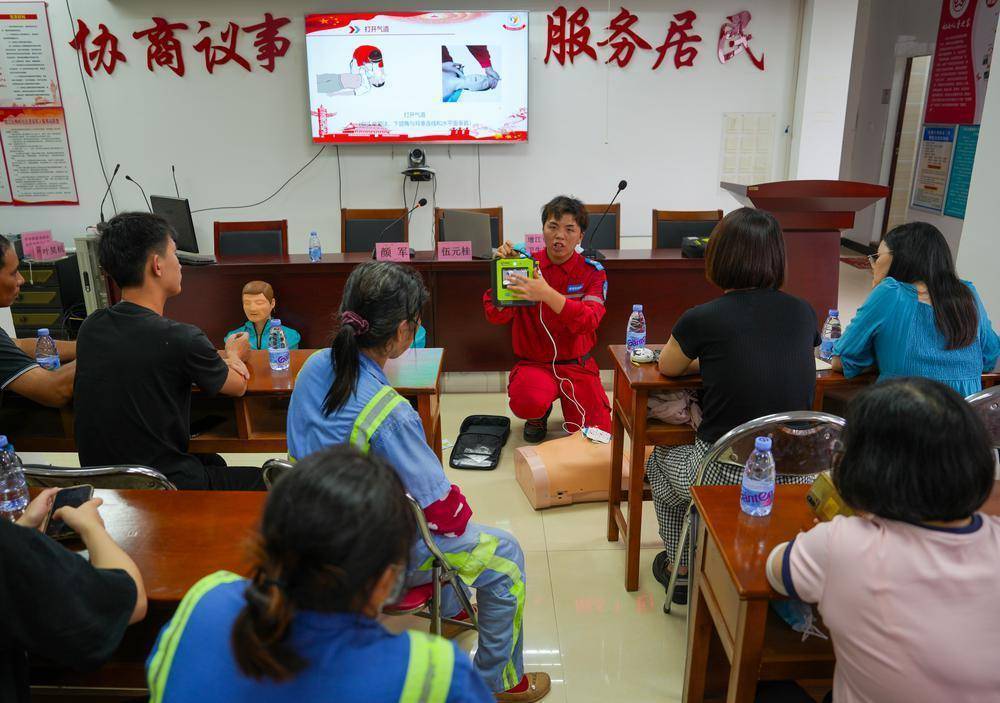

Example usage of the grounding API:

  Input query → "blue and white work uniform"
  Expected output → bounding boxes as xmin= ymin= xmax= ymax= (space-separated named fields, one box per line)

xmin=145 ymin=571 xmax=493 ymax=703
xmin=287 ymin=350 xmax=527 ymax=693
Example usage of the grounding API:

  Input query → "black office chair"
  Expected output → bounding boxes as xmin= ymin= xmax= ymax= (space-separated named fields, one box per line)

xmin=434 ymin=207 xmax=503 ymax=248
xmin=582 ymin=203 xmax=620 ymax=250
xmin=341 ymin=208 xmax=408 ymax=254
xmin=652 ymin=210 xmax=723 ymax=249
xmin=214 ymin=220 xmax=289 ymax=258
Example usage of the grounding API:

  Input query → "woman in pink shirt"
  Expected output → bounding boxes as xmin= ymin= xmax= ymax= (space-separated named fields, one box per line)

xmin=766 ymin=377 xmax=1000 ymax=703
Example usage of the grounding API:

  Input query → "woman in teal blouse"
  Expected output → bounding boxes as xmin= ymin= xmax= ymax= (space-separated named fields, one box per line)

xmin=833 ymin=222 xmax=1000 ymax=397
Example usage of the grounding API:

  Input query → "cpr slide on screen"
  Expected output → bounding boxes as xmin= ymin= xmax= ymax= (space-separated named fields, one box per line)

xmin=305 ymin=11 xmax=528 ymax=143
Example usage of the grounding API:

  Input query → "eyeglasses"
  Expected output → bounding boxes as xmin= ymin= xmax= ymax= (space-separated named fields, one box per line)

xmin=866 ymin=253 xmax=880 ymax=267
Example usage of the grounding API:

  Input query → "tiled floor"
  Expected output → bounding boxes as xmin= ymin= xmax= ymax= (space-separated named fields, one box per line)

xmin=18 ymin=263 xmax=872 ymax=702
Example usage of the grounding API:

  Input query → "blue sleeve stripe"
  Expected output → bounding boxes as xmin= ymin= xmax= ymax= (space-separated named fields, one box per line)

xmin=781 ymin=536 xmax=800 ymax=601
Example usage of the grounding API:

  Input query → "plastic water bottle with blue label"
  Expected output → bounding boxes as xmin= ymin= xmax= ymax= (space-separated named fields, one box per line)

xmin=740 ymin=436 xmax=775 ymax=517
xmin=268 ymin=319 xmax=291 ymax=372
xmin=0 ymin=436 xmax=29 ymax=522
xmin=818 ymin=309 xmax=842 ymax=361
xmin=35 ymin=328 xmax=60 ymax=370
xmin=308 ymin=231 xmax=322 ymax=263
xmin=625 ymin=304 xmax=646 ymax=351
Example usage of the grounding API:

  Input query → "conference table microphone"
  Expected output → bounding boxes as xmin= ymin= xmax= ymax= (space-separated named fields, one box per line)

xmin=371 ymin=197 xmax=427 ymax=259
xmin=125 ymin=175 xmax=152 ymax=212
xmin=99 ymin=164 xmax=121 ymax=223
xmin=580 ymin=179 xmax=627 ymax=261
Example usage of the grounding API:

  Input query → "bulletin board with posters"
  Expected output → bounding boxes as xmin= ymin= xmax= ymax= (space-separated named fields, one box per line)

xmin=0 ymin=2 xmax=78 ymax=205
xmin=911 ymin=0 xmax=998 ymax=218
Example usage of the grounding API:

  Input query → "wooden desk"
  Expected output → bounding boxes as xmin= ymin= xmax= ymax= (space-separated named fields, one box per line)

xmin=683 ymin=482 xmax=1000 ymax=703
xmin=606 ymin=344 xmax=1000 ymax=591
xmin=30 ymin=488 xmax=266 ymax=694
xmin=164 ymin=250 xmax=720 ymax=371
xmin=5 ymin=348 xmax=444 ymax=460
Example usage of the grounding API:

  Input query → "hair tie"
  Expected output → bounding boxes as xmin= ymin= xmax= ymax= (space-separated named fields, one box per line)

xmin=341 ymin=311 xmax=370 ymax=336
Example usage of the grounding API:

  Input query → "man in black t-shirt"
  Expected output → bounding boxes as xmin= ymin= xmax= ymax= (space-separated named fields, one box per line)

xmin=1 ymin=488 xmax=145 ymax=703
xmin=74 ymin=212 xmax=265 ymax=490
xmin=0 ymin=236 xmax=77 ymax=406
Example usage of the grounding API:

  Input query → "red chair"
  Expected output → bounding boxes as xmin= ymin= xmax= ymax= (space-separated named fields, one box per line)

xmin=382 ymin=494 xmax=480 ymax=636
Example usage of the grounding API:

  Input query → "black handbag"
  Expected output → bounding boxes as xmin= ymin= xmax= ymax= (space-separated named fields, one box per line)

xmin=449 ymin=415 xmax=511 ymax=470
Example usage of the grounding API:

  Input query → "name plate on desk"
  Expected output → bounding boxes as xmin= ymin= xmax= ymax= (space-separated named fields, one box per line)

xmin=437 ymin=241 xmax=472 ymax=261
xmin=21 ymin=230 xmax=53 ymax=258
xmin=375 ymin=242 xmax=410 ymax=262
xmin=34 ymin=241 xmax=66 ymax=260
xmin=524 ymin=233 xmax=544 ymax=255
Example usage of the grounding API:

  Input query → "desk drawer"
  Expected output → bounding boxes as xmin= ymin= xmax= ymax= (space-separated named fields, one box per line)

xmin=18 ymin=267 xmax=57 ymax=286
xmin=14 ymin=289 xmax=61 ymax=307
xmin=11 ymin=309 xmax=62 ymax=328
xmin=701 ymin=532 xmax=742 ymax=652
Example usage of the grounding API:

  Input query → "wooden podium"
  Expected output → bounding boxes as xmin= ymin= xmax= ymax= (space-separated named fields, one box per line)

xmin=721 ymin=180 xmax=889 ymax=325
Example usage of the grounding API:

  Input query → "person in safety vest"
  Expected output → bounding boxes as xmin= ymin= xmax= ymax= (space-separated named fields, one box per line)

xmin=286 ymin=262 xmax=549 ymax=702
xmin=484 ymin=196 xmax=612 ymax=443
xmin=145 ymin=445 xmax=492 ymax=702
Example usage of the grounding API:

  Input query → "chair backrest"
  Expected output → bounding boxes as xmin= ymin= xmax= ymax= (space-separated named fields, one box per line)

xmin=652 ymin=209 xmax=723 ymax=249
xmin=699 ymin=411 xmax=846 ymax=478
xmin=434 ymin=207 xmax=503 ymax=248
xmin=583 ymin=203 xmax=621 ymax=250
xmin=262 ymin=458 xmax=295 ymax=490
xmin=341 ymin=208 xmax=409 ymax=253
xmin=967 ymin=386 xmax=1000 ymax=448
xmin=24 ymin=464 xmax=177 ymax=490
xmin=214 ymin=220 xmax=289 ymax=258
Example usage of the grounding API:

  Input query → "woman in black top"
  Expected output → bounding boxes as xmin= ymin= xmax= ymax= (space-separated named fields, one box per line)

xmin=646 ymin=207 xmax=819 ymax=604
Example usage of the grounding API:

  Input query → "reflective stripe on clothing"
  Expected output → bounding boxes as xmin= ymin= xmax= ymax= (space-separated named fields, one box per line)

xmin=351 ymin=385 xmax=408 ymax=453
xmin=401 ymin=631 xmax=455 ymax=703
xmin=147 ymin=571 xmax=243 ymax=702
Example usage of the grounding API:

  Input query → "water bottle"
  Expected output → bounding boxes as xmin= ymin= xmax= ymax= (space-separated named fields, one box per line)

xmin=625 ymin=304 xmax=647 ymax=351
xmin=308 ymin=231 xmax=322 ymax=263
xmin=0 ymin=436 xmax=29 ymax=522
xmin=34 ymin=328 xmax=60 ymax=370
xmin=740 ymin=436 xmax=776 ymax=517
xmin=818 ymin=309 xmax=842 ymax=361
xmin=268 ymin=319 xmax=291 ymax=372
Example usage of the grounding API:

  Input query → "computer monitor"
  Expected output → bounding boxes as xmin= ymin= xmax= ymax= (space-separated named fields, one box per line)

xmin=441 ymin=209 xmax=493 ymax=259
xmin=150 ymin=195 xmax=200 ymax=253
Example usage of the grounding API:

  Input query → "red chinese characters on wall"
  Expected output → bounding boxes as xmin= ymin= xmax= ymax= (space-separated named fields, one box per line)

xmin=68 ymin=14 xmax=292 ymax=77
xmin=545 ymin=6 xmax=766 ymax=72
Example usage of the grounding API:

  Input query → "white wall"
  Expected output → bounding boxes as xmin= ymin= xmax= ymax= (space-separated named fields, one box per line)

xmin=956 ymin=52 xmax=1000 ymax=321
xmin=1 ymin=0 xmax=808 ymax=253
xmin=788 ymin=0 xmax=859 ymax=179
xmin=839 ymin=0 xmax=959 ymax=248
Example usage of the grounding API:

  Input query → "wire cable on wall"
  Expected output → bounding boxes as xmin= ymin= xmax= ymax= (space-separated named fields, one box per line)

xmin=336 ymin=145 xmax=343 ymax=210
xmin=65 ymin=0 xmax=116 ymax=213
xmin=191 ymin=145 xmax=327 ymax=214
xmin=476 ymin=145 xmax=483 ymax=207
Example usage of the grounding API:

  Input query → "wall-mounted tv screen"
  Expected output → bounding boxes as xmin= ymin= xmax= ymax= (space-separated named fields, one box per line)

xmin=305 ymin=11 xmax=528 ymax=143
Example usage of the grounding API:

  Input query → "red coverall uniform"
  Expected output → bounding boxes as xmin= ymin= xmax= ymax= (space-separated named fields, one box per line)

xmin=483 ymin=249 xmax=612 ymax=432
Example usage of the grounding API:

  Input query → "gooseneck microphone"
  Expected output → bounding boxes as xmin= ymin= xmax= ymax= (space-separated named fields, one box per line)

xmin=580 ymin=179 xmax=627 ymax=261
xmin=99 ymin=164 xmax=121 ymax=223
xmin=125 ymin=175 xmax=152 ymax=212
xmin=171 ymin=164 xmax=180 ymax=197
xmin=370 ymin=198 xmax=427 ymax=259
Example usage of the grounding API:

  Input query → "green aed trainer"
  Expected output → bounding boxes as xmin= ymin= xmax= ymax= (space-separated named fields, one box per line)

xmin=491 ymin=257 xmax=538 ymax=307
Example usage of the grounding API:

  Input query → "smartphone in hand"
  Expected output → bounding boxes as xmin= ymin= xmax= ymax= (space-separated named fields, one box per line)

xmin=42 ymin=485 xmax=94 ymax=540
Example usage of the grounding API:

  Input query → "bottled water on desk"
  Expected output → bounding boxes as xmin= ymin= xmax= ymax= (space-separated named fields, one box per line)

xmin=818 ymin=310 xmax=842 ymax=361
xmin=268 ymin=319 xmax=291 ymax=372
xmin=625 ymin=304 xmax=646 ymax=351
xmin=740 ymin=436 xmax=775 ymax=517
xmin=308 ymin=231 xmax=322 ymax=263
xmin=35 ymin=328 xmax=60 ymax=370
xmin=0 ymin=436 xmax=29 ymax=522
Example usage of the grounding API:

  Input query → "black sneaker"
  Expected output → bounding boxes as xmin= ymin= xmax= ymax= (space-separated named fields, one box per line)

xmin=652 ymin=550 xmax=688 ymax=606
xmin=522 ymin=406 xmax=552 ymax=443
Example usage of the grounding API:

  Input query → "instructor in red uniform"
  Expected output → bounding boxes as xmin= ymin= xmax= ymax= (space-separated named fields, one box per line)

xmin=483 ymin=196 xmax=612 ymax=442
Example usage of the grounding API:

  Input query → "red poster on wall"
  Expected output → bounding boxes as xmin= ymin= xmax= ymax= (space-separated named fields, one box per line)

xmin=924 ymin=0 xmax=999 ymax=125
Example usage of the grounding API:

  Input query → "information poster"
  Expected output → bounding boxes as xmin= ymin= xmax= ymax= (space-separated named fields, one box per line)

xmin=911 ymin=125 xmax=955 ymax=213
xmin=943 ymin=124 xmax=980 ymax=219
xmin=0 ymin=3 xmax=78 ymax=205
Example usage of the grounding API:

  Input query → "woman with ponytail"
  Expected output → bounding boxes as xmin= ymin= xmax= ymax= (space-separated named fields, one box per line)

xmin=286 ymin=262 xmax=549 ymax=702
xmin=146 ymin=445 xmax=493 ymax=702
xmin=832 ymin=222 xmax=999 ymax=396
